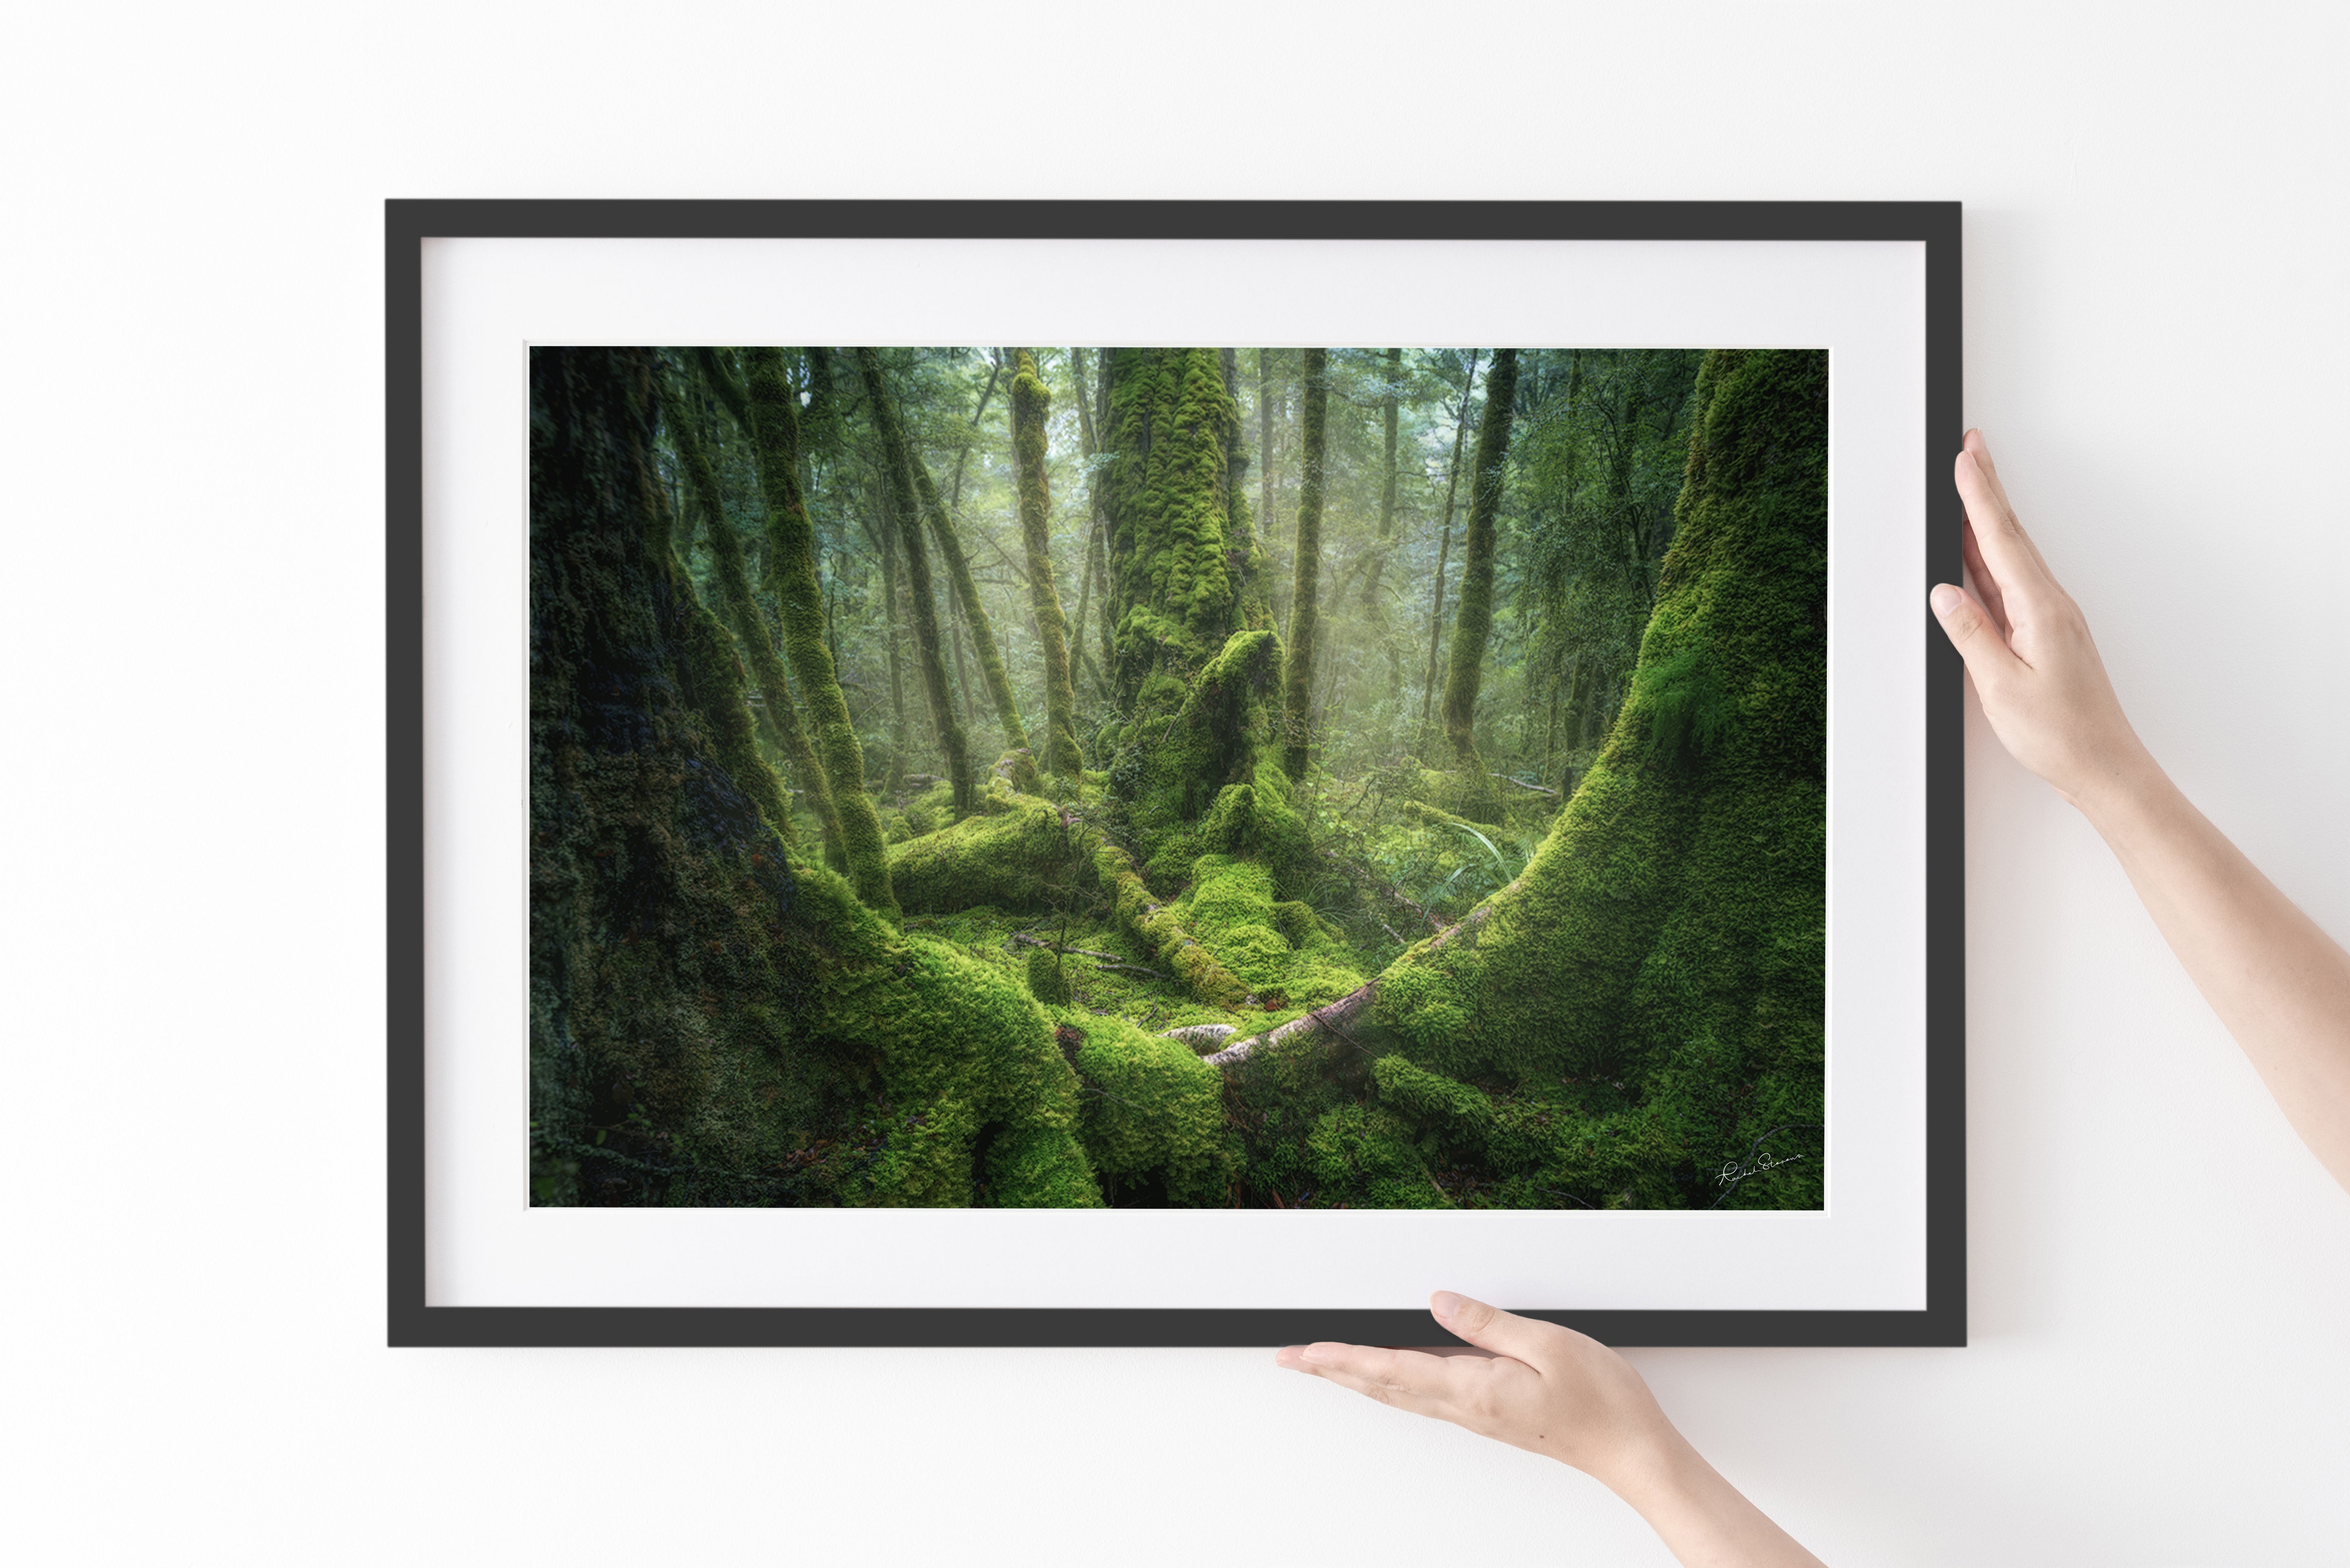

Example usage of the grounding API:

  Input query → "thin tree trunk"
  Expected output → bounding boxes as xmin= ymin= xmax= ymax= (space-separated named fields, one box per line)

xmin=856 ymin=348 xmax=973 ymax=814
xmin=1363 ymin=346 xmax=1402 ymax=617
xmin=1418 ymin=349 xmax=1481 ymax=737
xmin=740 ymin=347 xmax=896 ymax=911
xmin=1280 ymin=348 xmax=1329 ymax=781
xmin=949 ymin=356 xmax=1003 ymax=513
xmin=1067 ymin=348 xmax=1108 ymax=703
xmin=665 ymin=366 xmax=842 ymax=859
xmin=1257 ymin=348 xmax=1276 ymax=551
xmin=869 ymin=473 xmax=909 ymax=774
xmin=911 ymin=454 xmax=1028 ymax=757
xmin=1439 ymin=348 xmax=1520 ymax=772
xmin=946 ymin=581 xmax=978 ymax=729
xmin=1009 ymin=350 xmax=1082 ymax=781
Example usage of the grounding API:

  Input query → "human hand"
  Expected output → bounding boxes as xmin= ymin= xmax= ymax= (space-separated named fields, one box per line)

xmin=1930 ymin=429 xmax=2154 ymax=812
xmin=1274 ymin=1290 xmax=1678 ymax=1490
xmin=1277 ymin=1293 xmax=1828 ymax=1566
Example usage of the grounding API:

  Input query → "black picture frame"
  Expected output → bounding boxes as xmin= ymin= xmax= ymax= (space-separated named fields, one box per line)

xmin=388 ymin=199 xmax=1964 ymax=1349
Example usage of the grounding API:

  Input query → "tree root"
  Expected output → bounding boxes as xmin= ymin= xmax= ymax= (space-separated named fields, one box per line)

xmin=1202 ymin=882 xmax=1518 ymax=1068
xmin=1093 ymin=843 xmax=1255 ymax=1008
xmin=1159 ymin=1023 xmax=1238 ymax=1053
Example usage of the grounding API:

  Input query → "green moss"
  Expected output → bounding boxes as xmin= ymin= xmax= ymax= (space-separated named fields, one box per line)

xmin=1025 ymin=945 xmax=1072 ymax=1005
xmin=1094 ymin=842 xmax=1253 ymax=1008
xmin=1101 ymin=348 xmax=1240 ymax=697
xmin=781 ymin=863 xmax=1101 ymax=1209
xmin=1111 ymin=627 xmax=1286 ymax=878
xmin=1182 ymin=852 xmax=1363 ymax=1008
xmin=888 ymin=797 xmax=1082 ymax=914
xmin=1305 ymin=1105 xmax=1448 ymax=1209
xmin=1070 ymin=1016 xmax=1237 ymax=1205
xmin=1184 ymin=855 xmax=1291 ymax=992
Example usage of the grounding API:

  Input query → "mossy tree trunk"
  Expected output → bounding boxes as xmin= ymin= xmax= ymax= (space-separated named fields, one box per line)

xmin=741 ymin=347 xmax=898 ymax=912
xmin=661 ymin=366 xmax=842 ymax=861
xmin=530 ymin=346 xmax=810 ymax=1196
xmin=1437 ymin=346 xmax=1518 ymax=817
xmin=1066 ymin=347 xmax=1110 ymax=701
xmin=857 ymin=348 xmax=974 ymax=815
xmin=1101 ymin=347 xmax=1245 ymax=702
xmin=1279 ymin=348 xmax=1329 ymax=781
xmin=1009 ymin=349 xmax=1082 ymax=780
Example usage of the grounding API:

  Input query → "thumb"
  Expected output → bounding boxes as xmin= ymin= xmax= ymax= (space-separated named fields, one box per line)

xmin=1930 ymin=583 xmax=2022 ymax=687
xmin=1430 ymin=1290 xmax=1554 ymax=1364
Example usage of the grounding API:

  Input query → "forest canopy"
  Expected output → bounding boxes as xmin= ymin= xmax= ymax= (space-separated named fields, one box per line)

xmin=528 ymin=344 xmax=1828 ymax=1211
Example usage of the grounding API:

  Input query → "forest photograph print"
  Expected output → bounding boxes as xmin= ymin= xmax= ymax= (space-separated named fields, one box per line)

xmin=528 ymin=344 xmax=1827 ymax=1215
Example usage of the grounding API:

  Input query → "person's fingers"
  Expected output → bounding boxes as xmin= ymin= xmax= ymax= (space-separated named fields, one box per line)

xmin=1960 ymin=519 xmax=2011 ymax=639
xmin=1957 ymin=437 xmax=2059 ymax=591
xmin=1955 ymin=447 xmax=2037 ymax=586
xmin=1430 ymin=1290 xmax=1559 ymax=1366
xmin=1930 ymin=582 xmax=2025 ymax=685
xmin=1277 ymin=1342 xmax=1459 ymax=1416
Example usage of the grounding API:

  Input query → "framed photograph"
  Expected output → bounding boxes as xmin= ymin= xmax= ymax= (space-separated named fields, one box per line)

xmin=390 ymin=200 xmax=1963 ymax=1347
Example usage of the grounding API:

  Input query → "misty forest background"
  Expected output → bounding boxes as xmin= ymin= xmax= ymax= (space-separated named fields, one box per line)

xmin=529 ymin=344 xmax=1827 ymax=1211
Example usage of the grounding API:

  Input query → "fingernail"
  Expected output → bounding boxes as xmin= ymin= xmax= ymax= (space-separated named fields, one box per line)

xmin=1930 ymin=585 xmax=1960 ymax=615
xmin=1295 ymin=1345 xmax=1328 ymax=1364
xmin=1431 ymin=1291 xmax=1465 ymax=1319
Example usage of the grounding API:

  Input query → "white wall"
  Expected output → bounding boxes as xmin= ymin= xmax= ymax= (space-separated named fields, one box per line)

xmin=3 ymin=3 xmax=2346 ymax=1562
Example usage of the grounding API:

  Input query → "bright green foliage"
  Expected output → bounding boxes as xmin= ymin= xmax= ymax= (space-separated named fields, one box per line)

xmin=741 ymin=347 xmax=897 ymax=912
xmin=1367 ymin=348 xmax=1827 ymax=1208
xmin=1280 ymin=348 xmax=1328 ymax=780
xmin=1010 ymin=349 xmax=1083 ymax=780
xmin=1101 ymin=348 xmax=1240 ymax=697
xmin=1068 ymin=1016 xmax=1237 ymax=1205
